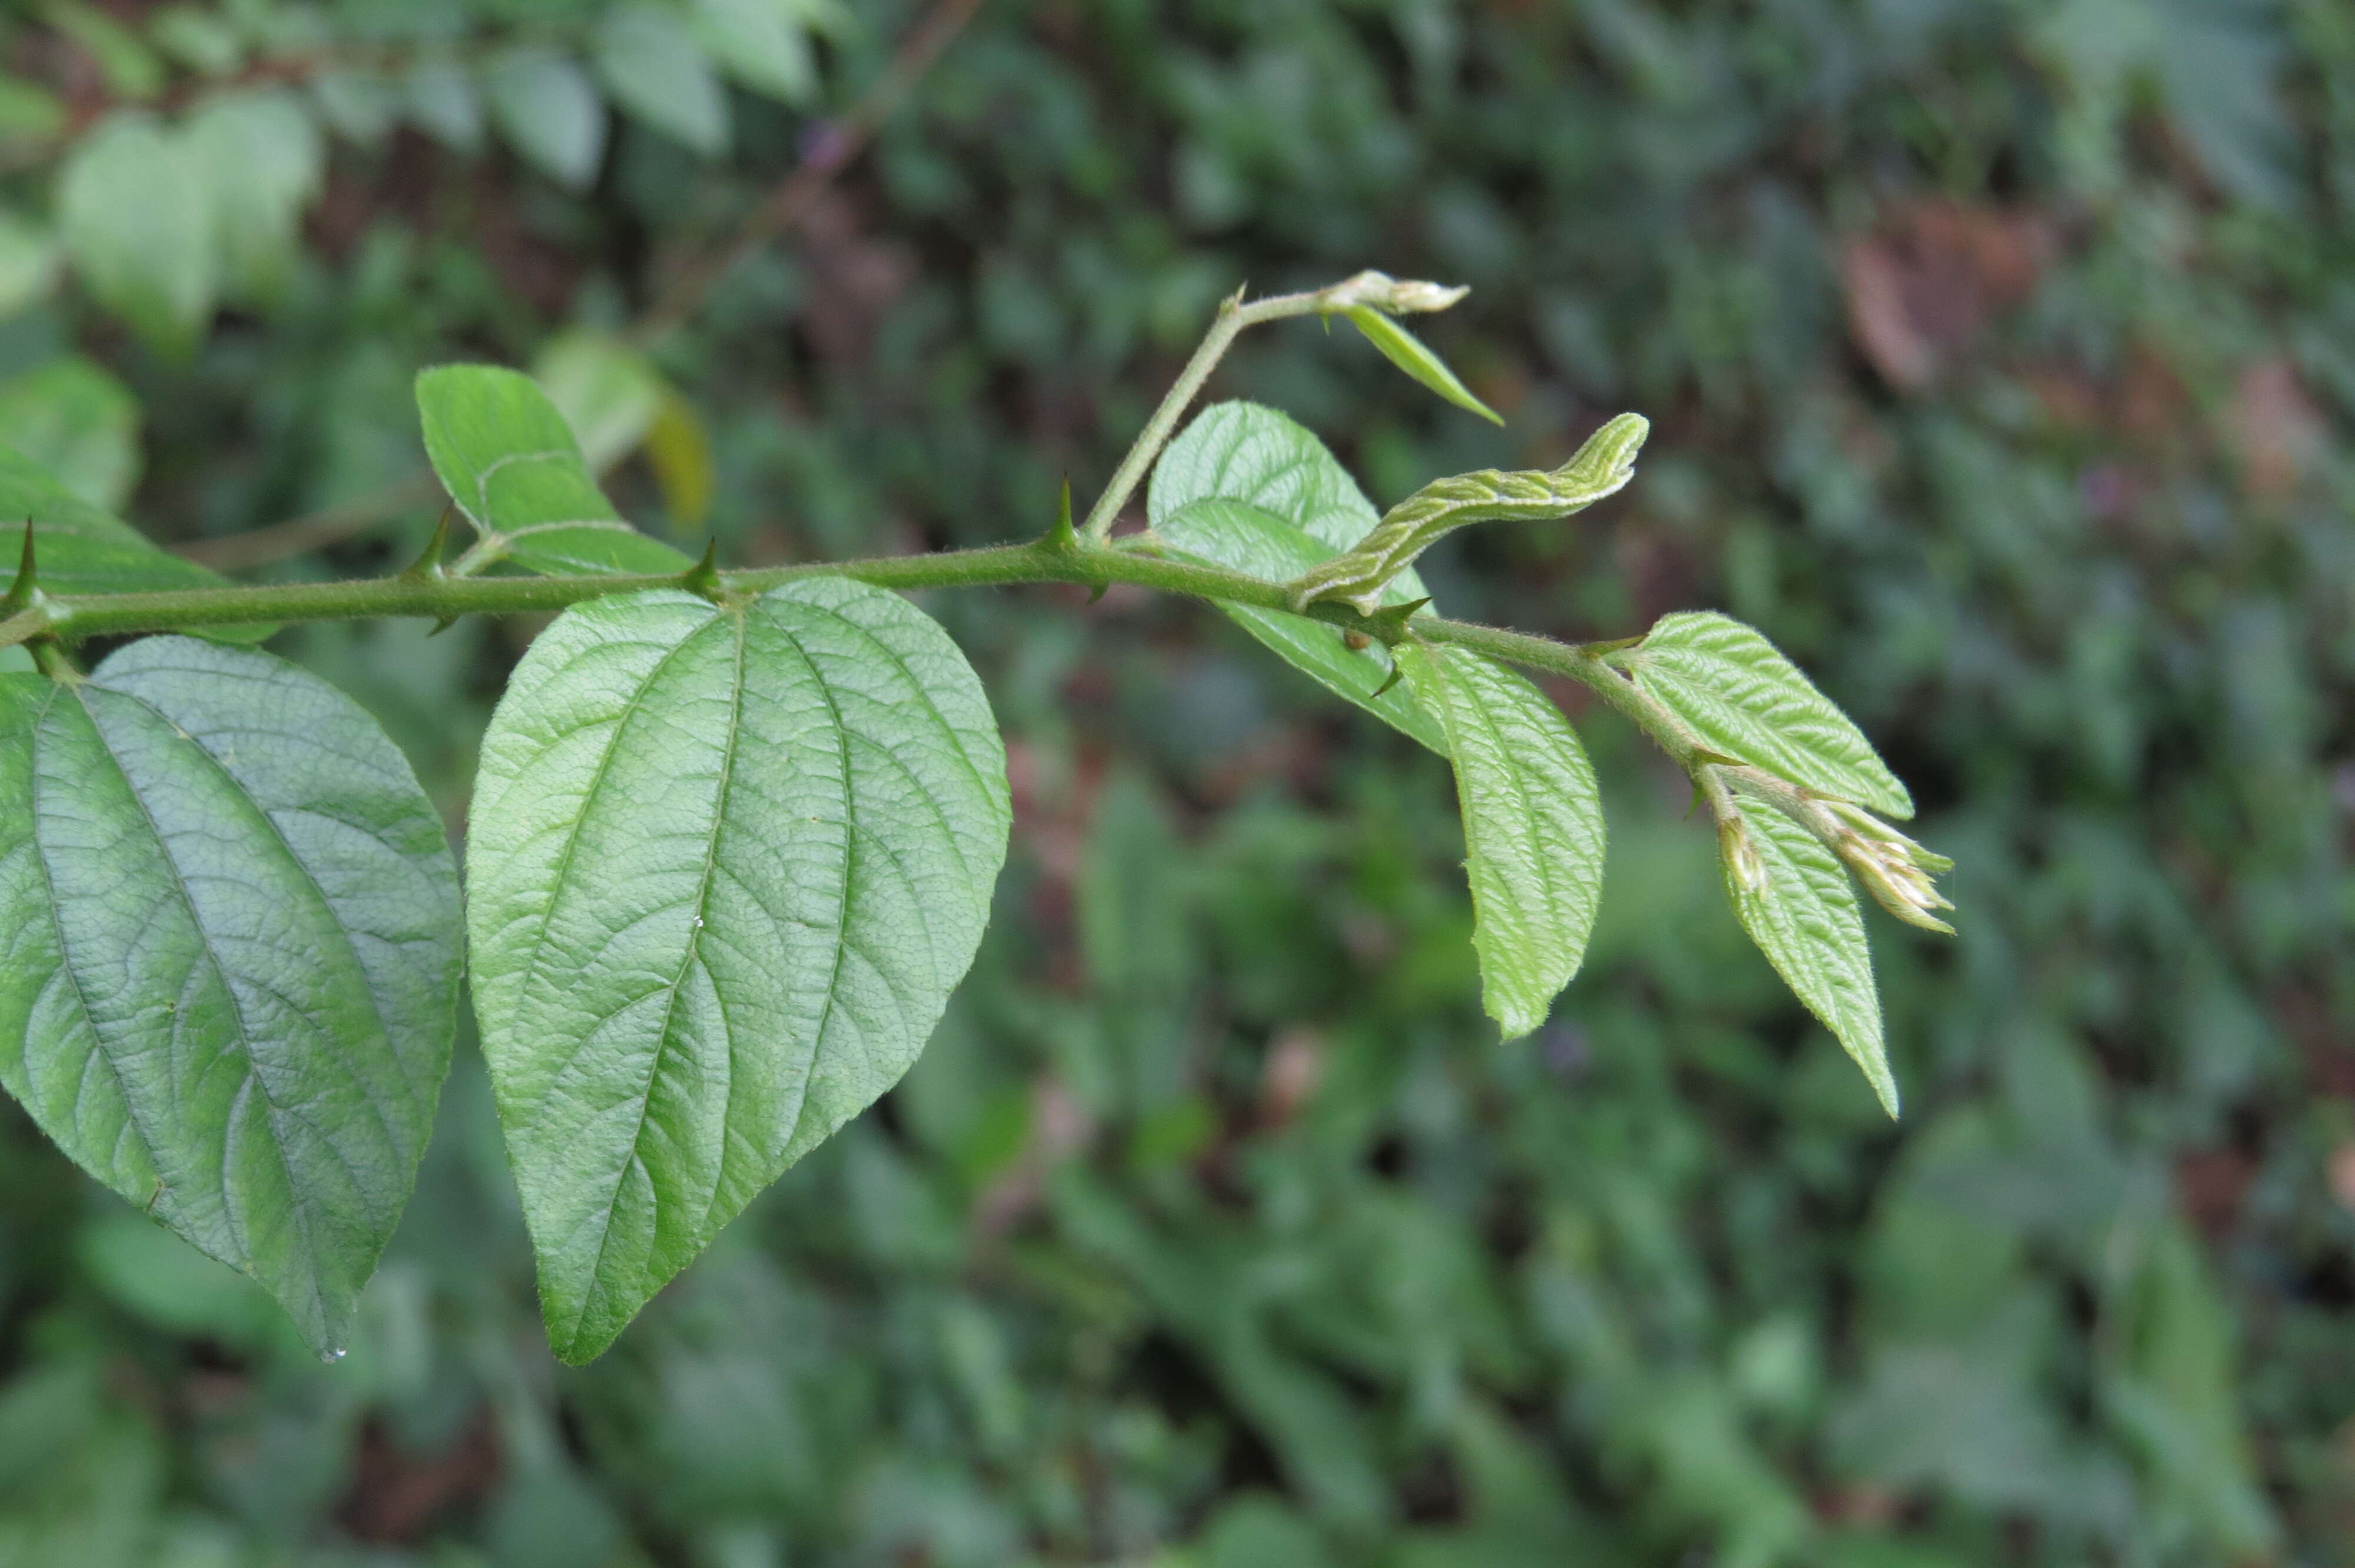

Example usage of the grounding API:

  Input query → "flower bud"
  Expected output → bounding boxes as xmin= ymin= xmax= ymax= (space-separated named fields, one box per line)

xmin=1820 ymin=799 xmax=1954 ymax=933
xmin=1719 ymin=816 xmax=1768 ymax=896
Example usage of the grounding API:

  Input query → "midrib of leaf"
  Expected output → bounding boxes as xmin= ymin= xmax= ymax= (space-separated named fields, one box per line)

xmin=573 ymin=608 xmax=755 ymax=1340
xmin=463 ymin=445 xmax=588 ymax=521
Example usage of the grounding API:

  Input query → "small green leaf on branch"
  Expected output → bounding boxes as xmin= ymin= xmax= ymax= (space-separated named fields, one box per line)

xmin=1399 ymin=640 xmax=1606 ymax=1039
xmin=1719 ymin=798 xmax=1898 ymax=1117
xmin=1341 ymin=305 xmax=1502 ymax=424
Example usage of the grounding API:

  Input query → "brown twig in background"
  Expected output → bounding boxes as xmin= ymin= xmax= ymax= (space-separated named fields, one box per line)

xmin=175 ymin=472 xmax=442 ymax=571
xmin=171 ymin=0 xmax=989 ymax=573
xmin=627 ymin=0 xmax=989 ymax=348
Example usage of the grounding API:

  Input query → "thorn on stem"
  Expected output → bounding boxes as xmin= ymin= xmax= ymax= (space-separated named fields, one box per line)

xmin=1043 ymin=479 xmax=1078 ymax=552
xmin=399 ymin=503 xmax=457 ymax=581
xmin=681 ymin=537 xmax=725 ymax=602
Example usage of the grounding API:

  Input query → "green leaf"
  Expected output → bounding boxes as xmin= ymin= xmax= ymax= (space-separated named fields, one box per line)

xmin=1147 ymin=401 xmax=1444 ymax=751
xmin=0 ymin=356 xmax=141 ymax=511
xmin=1342 ymin=305 xmax=1502 ymax=424
xmin=0 ymin=211 xmax=59 ymax=320
xmin=1398 ymin=640 xmax=1605 ymax=1038
xmin=0 ymin=448 xmax=268 ymax=639
xmin=691 ymin=0 xmax=819 ymax=104
xmin=414 ymin=364 xmax=691 ymax=575
xmin=0 ymin=636 xmax=463 ymax=1354
xmin=49 ymin=4 xmax=165 ymax=100
xmin=466 ymin=580 xmax=1010 ymax=1361
xmin=482 ymin=48 xmax=607 ymax=191
xmin=1618 ymin=612 xmax=1912 ymax=818
xmin=1720 ymin=799 xmax=1895 ymax=1116
xmin=403 ymin=57 xmax=484 ymax=152
xmin=58 ymin=112 xmax=215 ymax=357
xmin=184 ymin=89 xmax=323 ymax=305
xmin=595 ymin=5 xmax=730 ymax=155
xmin=530 ymin=328 xmax=665 ymax=473
xmin=1290 ymin=413 xmax=1647 ymax=615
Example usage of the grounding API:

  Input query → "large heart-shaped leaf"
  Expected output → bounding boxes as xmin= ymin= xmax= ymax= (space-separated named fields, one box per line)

xmin=1148 ymin=402 xmax=1442 ymax=751
xmin=414 ymin=364 xmax=691 ymax=576
xmin=467 ymin=579 xmax=1011 ymax=1362
xmin=1398 ymin=640 xmax=1605 ymax=1038
xmin=0 ymin=637 xmax=462 ymax=1354
xmin=1617 ymin=612 xmax=1912 ymax=818
xmin=1720 ymin=797 xmax=1895 ymax=1115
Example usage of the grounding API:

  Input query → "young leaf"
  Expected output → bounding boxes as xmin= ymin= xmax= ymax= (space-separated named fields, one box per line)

xmin=0 ymin=356 xmax=141 ymax=510
xmin=594 ymin=5 xmax=730 ymax=156
xmin=57 ymin=112 xmax=215 ymax=357
xmin=0 ymin=637 xmax=462 ymax=1355
xmin=1148 ymin=402 xmax=1443 ymax=751
xmin=1617 ymin=612 xmax=1912 ymax=818
xmin=414 ymin=364 xmax=691 ymax=575
xmin=0 ymin=447 xmax=267 ymax=637
xmin=466 ymin=580 xmax=1011 ymax=1362
xmin=1341 ymin=305 xmax=1502 ymax=424
xmin=482 ymin=48 xmax=608 ymax=191
xmin=1720 ymin=799 xmax=1896 ymax=1116
xmin=1289 ymin=414 xmax=1647 ymax=615
xmin=1397 ymin=641 xmax=1605 ymax=1039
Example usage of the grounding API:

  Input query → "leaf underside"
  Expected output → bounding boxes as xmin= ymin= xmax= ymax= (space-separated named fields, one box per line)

xmin=466 ymin=579 xmax=1011 ymax=1363
xmin=1149 ymin=402 xmax=1443 ymax=752
xmin=1625 ymin=612 xmax=1912 ymax=818
xmin=1724 ymin=799 xmax=1896 ymax=1116
xmin=1399 ymin=640 xmax=1605 ymax=1039
xmin=0 ymin=637 xmax=462 ymax=1354
xmin=414 ymin=364 xmax=691 ymax=576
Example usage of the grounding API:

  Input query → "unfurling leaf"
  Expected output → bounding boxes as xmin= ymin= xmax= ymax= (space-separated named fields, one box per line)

xmin=1149 ymin=402 xmax=1443 ymax=752
xmin=1616 ymin=611 xmax=1912 ymax=818
xmin=1342 ymin=305 xmax=1502 ymax=424
xmin=1289 ymin=413 xmax=1648 ymax=615
xmin=1398 ymin=640 xmax=1605 ymax=1038
xmin=466 ymin=579 xmax=1010 ymax=1362
xmin=1719 ymin=798 xmax=1896 ymax=1117
xmin=414 ymin=364 xmax=692 ymax=575
xmin=0 ymin=637 xmax=462 ymax=1354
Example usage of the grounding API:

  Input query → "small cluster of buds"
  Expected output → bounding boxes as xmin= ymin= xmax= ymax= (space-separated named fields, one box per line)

xmin=1319 ymin=271 xmax=1471 ymax=315
xmin=1819 ymin=799 xmax=1955 ymax=933
xmin=1719 ymin=816 xmax=1769 ymax=896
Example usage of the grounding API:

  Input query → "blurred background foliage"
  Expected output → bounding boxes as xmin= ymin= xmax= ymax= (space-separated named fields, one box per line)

xmin=0 ymin=0 xmax=2349 ymax=1563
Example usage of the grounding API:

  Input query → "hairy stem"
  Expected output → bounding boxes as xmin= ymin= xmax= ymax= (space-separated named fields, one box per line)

xmin=1 ymin=530 xmax=1724 ymax=800
xmin=1079 ymin=284 xmax=1368 ymax=544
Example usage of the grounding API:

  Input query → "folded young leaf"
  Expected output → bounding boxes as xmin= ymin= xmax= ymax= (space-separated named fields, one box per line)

xmin=0 ymin=637 xmax=462 ymax=1356
xmin=1719 ymin=799 xmax=1896 ymax=1116
xmin=1290 ymin=414 xmax=1647 ymax=616
xmin=1149 ymin=402 xmax=1442 ymax=751
xmin=1398 ymin=641 xmax=1604 ymax=1039
xmin=1616 ymin=612 xmax=1912 ymax=818
xmin=415 ymin=364 xmax=692 ymax=576
xmin=467 ymin=580 xmax=1011 ymax=1363
xmin=1342 ymin=306 xmax=1502 ymax=425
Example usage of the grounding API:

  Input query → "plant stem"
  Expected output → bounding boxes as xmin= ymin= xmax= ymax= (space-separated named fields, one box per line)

xmin=1 ymin=527 xmax=1722 ymax=795
xmin=1078 ymin=285 xmax=1348 ymax=544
